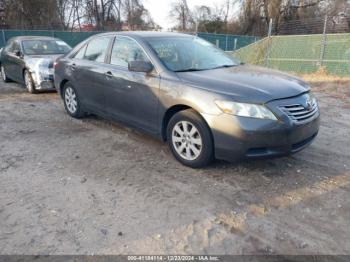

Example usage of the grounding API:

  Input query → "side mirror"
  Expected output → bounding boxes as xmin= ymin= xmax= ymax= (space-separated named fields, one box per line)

xmin=128 ymin=61 xmax=154 ymax=73
xmin=14 ymin=50 xmax=22 ymax=57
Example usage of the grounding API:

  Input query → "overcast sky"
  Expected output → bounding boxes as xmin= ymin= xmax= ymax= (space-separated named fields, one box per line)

xmin=143 ymin=0 xmax=239 ymax=31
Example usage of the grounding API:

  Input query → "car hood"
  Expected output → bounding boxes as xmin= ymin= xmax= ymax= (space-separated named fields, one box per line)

xmin=25 ymin=54 xmax=63 ymax=60
xmin=24 ymin=54 xmax=63 ymax=68
xmin=24 ymin=55 xmax=63 ymax=78
xmin=177 ymin=65 xmax=310 ymax=103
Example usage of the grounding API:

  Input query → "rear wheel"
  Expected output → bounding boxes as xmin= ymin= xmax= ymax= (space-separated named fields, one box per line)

xmin=167 ymin=109 xmax=214 ymax=168
xmin=1 ymin=65 xmax=10 ymax=82
xmin=24 ymin=70 xmax=36 ymax=94
xmin=63 ymin=82 xmax=84 ymax=118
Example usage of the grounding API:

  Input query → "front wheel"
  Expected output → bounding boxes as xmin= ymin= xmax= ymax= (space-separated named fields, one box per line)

xmin=63 ymin=82 xmax=85 ymax=118
xmin=24 ymin=70 xmax=36 ymax=94
xmin=167 ymin=109 xmax=214 ymax=168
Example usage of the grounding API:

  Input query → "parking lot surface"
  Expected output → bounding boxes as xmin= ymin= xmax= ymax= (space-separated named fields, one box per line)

xmin=0 ymin=80 xmax=349 ymax=255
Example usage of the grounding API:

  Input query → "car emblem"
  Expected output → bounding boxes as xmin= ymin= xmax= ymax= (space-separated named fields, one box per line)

xmin=305 ymin=99 xmax=313 ymax=110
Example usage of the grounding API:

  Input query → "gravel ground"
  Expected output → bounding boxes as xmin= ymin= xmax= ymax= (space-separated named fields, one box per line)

xmin=0 ymin=80 xmax=349 ymax=255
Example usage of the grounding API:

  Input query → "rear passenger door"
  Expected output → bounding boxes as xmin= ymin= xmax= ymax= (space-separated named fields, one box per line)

xmin=70 ymin=36 xmax=113 ymax=112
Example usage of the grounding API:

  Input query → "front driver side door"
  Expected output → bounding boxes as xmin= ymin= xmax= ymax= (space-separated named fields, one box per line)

xmin=103 ymin=36 xmax=160 ymax=134
xmin=9 ymin=41 xmax=24 ymax=82
xmin=2 ymin=40 xmax=23 ymax=81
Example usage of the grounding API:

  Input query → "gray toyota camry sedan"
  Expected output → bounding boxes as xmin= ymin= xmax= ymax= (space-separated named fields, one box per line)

xmin=54 ymin=32 xmax=320 ymax=168
xmin=0 ymin=36 xmax=71 ymax=93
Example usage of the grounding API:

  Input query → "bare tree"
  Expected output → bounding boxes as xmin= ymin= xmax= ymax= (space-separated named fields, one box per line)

xmin=238 ymin=0 xmax=331 ymax=35
xmin=123 ymin=0 xmax=155 ymax=30
xmin=169 ymin=0 xmax=194 ymax=31
xmin=1 ymin=0 xmax=158 ymax=31
xmin=84 ymin=0 xmax=120 ymax=30
xmin=2 ymin=0 xmax=61 ymax=29
xmin=83 ymin=0 xmax=156 ymax=31
xmin=56 ymin=0 xmax=85 ymax=31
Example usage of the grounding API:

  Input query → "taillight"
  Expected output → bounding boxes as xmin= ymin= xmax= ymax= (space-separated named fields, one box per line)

xmin=53 ymin=60 xmax=59 ymax=70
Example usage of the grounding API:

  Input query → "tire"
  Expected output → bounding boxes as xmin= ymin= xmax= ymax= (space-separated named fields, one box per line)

xmin=24 ymin=70 xmax=36 ymax=94
xmin=1 ymin=65 xmax=10 ymax=82
xmin=167 ymin=109 xmax=214 ymax=168
xmin=63 ymin=82 xmax=85 ymax=118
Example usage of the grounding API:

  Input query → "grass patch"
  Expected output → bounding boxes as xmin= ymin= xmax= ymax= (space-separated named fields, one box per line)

xmin=301 ymin=67 xmax=350 ymax=83
xmin=300 ymin=69 xmax=350 ymax=105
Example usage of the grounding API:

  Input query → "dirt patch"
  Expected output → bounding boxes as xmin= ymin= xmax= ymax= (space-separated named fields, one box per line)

xmin=310 ymin=80 xmax=350 ymax=106
xmin=0 ymin=80 xmax=349 ymax=255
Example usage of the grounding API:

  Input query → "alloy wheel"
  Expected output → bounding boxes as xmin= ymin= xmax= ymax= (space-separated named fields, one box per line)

xmin=172 ymin=120 xmax=203 ymax=161
xmin=64 ymin=86 xmax=78 ymax=114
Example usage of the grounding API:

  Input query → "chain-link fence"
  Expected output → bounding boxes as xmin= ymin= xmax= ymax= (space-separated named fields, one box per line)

xmin=234 ymin=16 xmax=350 ymax=76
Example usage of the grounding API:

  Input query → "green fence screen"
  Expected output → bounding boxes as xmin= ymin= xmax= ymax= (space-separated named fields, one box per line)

xmin=0 ymin=30 xmax=259 ymax=51
xmin=197 ymin=32 xmax=259 ymax=51
xmin=0 ymin=30 xmax=101 ymax=48
xmin=234 ymin=33 xmax=350 ymax=76
xmin=1 ymin=30 xmax=347 ymax=76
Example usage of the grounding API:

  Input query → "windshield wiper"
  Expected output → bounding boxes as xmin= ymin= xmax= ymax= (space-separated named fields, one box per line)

xmin=174 ymin=68 xmax=205 ymax=72
xmin=174 ymin=64 xmax=238 ymax=72
xmin=211 ymin=64 xmax=237 ymax=69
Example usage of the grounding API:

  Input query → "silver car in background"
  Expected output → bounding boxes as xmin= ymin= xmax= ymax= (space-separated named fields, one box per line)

xmin=0 ymin=36 xmax=71 ymax=93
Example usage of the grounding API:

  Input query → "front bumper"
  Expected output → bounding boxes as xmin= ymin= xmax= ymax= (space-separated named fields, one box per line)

xmin=35 ymin=80 xmax=55 ymax=90
xmin=30 ymin=71 xmax=56 ymax=91
xmin=201 ymin=96 xmax=320 ymax=162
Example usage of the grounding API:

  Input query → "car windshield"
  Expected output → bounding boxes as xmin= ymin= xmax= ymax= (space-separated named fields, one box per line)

xmin=146 ymin=36 xmax=240 ymax=72
xmin=22 ymin=40 xmax=71 ymax=55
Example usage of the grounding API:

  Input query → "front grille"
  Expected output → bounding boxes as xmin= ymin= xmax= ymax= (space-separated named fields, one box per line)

xmin=279 ymin=99 xmax=318 ymax=123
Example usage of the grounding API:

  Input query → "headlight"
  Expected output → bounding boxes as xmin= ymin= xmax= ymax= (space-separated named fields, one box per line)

xmin=215 ymin=100 xmax=277 ymax=120
xmin=26 ymin=58 xmax=52 ymax=81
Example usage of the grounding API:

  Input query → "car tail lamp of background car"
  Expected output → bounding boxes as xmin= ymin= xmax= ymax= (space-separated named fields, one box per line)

xmin=54 ymin=60 xmax=59 ymax=70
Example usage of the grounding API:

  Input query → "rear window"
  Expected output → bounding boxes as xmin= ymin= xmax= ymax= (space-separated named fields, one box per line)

xmin=73 ymin=45 xmax=87 ymax=59
xmin=83 ymin=37 xmax=111 ymax=63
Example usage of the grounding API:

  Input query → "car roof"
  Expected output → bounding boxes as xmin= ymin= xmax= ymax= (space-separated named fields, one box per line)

xmin=95 ymin=31 xmax=194 ymax=39
xmin=9 ymin=36 xmax=61 ymax=42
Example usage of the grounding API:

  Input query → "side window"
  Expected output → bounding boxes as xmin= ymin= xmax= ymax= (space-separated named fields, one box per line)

xmin=84 ymin=37 xmax=111 ymax=63
xmin=73 ymin=44 xmax=87 ymax=59
xmin=4 ymin=41 xmax=14 ymax=52
xmin=13 ymin=42 xmax=20 ymax=52
xmin=110 ymin=37 xmax=149 ymax=67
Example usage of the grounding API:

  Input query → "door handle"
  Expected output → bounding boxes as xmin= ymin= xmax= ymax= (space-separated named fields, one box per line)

xmin=71 ymin=63 xmax=77 ymax=71
xmin=105 ymin=71 xmax=113 ymax=80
